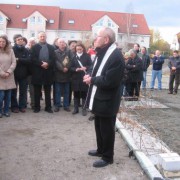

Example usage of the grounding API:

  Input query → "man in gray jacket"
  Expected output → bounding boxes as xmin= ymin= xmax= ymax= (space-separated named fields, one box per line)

xmin=54 ymin=38 xmax=73 ymax=112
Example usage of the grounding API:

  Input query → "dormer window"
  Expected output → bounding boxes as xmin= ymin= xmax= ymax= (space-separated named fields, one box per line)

xmin=30 ymin=16 xmax=35 ymax=24
xmin=96 ymin=19 xmax=103 ymax=26
xmin=37 ymin=17 xmax=42 ymax=24
xmin=0 ymin=15 xmax=4 ymax=24
xmin=68 ymin=20 xmax=74 ymax=24
xmin=132 ymin=24 xmax=138 ymax=28
xmin=108 ymin=19 xmax=114 ymax=27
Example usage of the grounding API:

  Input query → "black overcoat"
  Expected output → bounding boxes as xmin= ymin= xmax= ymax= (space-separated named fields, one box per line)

xmin=126 ymin=56 xmax=143 ymax=82
xmin=31 ymin=43 xmax=55 ymax=85
xmin=90 ymin=48 xmax=125 ymax=117
xmin=71 ymin=53 xmax=92 ymax=91
xmin=13 ymin=45 xmax=31 ymax=80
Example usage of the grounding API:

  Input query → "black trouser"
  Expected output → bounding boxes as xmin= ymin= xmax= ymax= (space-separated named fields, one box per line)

xmin=169 ymin=73 xmax=180 ymax=93
xmin=34 ymin=84 xmax=51 ymax=110
xmin=73 ymin=91 xmax=87 ymax=99
xmin=74 ymin=91 xmax=87 ymax=109
xmin=94 ymin=115 xmax=116 ymax=162
xmin=127 ymin=82 xmax=140 ymax=97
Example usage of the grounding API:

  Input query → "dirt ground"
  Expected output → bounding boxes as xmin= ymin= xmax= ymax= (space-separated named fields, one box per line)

xmin=0 ymin=87 xmax=179 ymax=180
xmin=0 ymin=104 xmax=148 ymax=180
xmin=135 ymin=89 xmax=180 ymax=155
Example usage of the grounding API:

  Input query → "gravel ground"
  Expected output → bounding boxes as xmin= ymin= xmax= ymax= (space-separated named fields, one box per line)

xmin=0 ymin=106 xmax=147 ymax=180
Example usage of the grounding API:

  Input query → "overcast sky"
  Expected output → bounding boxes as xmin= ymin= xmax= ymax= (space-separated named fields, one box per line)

xmin=1 ymin=0 xmax=180 ymax=43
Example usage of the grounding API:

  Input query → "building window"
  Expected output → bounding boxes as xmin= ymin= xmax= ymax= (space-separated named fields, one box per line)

xmin=0 ymin=16 xmax=4 ymax=24
xmin=108 ymin=19 xmax=114 ymax=27
xmin=37 ymin=17 xmax=43 ymax=24
xmin=30 ymin=31 xmax=35 ymax=37
xmin=68 ymin=20 xmax=75 ymax=24
xmin=132 ymin=24 xmax=138 ymax=28
xmin=0 ymin=30 xmax=4 ymax=35
xmin=141 ymin=36 xmax=144 ymax=42
xmin=61 ymin=33 xmax=66 ymax=38
xmin=119 ymin=35 xmax=123 ymax=41
xmin=93 ymin=33 xmax=97 ymax=39
xmin=30 ymin=16 xmax=35 ymax=24
xmin=70 ymin=33 xmax=75 ymax=39
xmin=96 ymin=19 xmax=103 ymax=26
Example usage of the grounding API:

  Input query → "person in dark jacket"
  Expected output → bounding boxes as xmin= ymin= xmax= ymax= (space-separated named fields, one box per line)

xmin=68 ymin=40 xmax=77 ymax=105
xmin=150 ymin=50 xmax=164 ymax=90
xmin=11 ymin=34 xmax=31 ymax=113
xmin=140 ymin=47 xmax=150 ymax=89
xmin=54 ymin=38 xmax=73 ymax=112
xmin=83 ymin=27 xmax=125 ymax=168
xmin=71 ymin=43 xmax=92 ymax=116
xmin=125 ymin=49 xmax=143 ymax=97
xmin=31 ymin=31 xmax=55 ymax=113
xmin=26 ymin=37 xmax=36 ymax=109
xmin=168 ymin=50 xmax=180 ymax=94
xmin=121 ymin=52 xmax=130 ymax=97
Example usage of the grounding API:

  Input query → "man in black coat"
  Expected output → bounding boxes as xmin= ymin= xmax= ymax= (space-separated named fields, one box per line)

xmin=126 ymin=49 xmax=143 ymax=97
xmin=31 ymin=32 xmax=55 ymax=113
xmin=83 ymin=27 xmax=125 ymax=168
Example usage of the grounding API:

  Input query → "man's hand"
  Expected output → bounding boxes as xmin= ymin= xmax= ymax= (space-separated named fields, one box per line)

xmin=172 ymin=67 xmax=176 ymax=71
xmin=83 ymin=74 xmax=92 ymax=85
xmin=63 ymin=67 xmax=68 ymax=72
xmin=2 ymin=72 xmax=10 ymax=79
xmin=80 ymin=67 xmax=87 ymax=71
xmin=76 ymin=67 xmax=87 ymax=72
xmin=41 ymin=61 xmax=49 ymax=69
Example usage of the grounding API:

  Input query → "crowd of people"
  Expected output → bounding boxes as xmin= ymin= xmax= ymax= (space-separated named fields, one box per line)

xmin=0 ymin=27 xmax=180 ymax=168
xmin=0 ymin=31 xmax=180 ymax=119
xmin=0 ymin=32 xmax=180 ymax=117
xmin=0 ymin=32 xmax=93 ymax=118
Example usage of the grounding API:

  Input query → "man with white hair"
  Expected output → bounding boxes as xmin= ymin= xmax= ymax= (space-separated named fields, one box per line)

xmin=126 ymin=49 xmax=143 ymax=97
xmin=31 ymin=31 xmax=55 ymax=113
xmin=83 ymin=27 xmax=124 ymax=168
xmin=54 ymin=38 xmax=73 ymax=112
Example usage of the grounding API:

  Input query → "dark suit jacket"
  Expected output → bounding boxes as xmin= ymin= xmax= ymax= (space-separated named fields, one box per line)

xmin=31 ymin=43 xmax=55 ymax=85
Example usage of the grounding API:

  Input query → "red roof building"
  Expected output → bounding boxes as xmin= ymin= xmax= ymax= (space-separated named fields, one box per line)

xmin=0 ymin=4 xmax=150 ymax=49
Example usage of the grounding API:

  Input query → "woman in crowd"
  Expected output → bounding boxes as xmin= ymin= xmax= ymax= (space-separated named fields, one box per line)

xmin=71 ymin=43 xmax=92 ymax=116
xmin=0 ymin=35 xmax=16 ymax=118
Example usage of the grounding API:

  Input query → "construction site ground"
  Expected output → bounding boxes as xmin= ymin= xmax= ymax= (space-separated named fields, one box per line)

xmin=0 ymin=103 xmax=148 ymax=180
